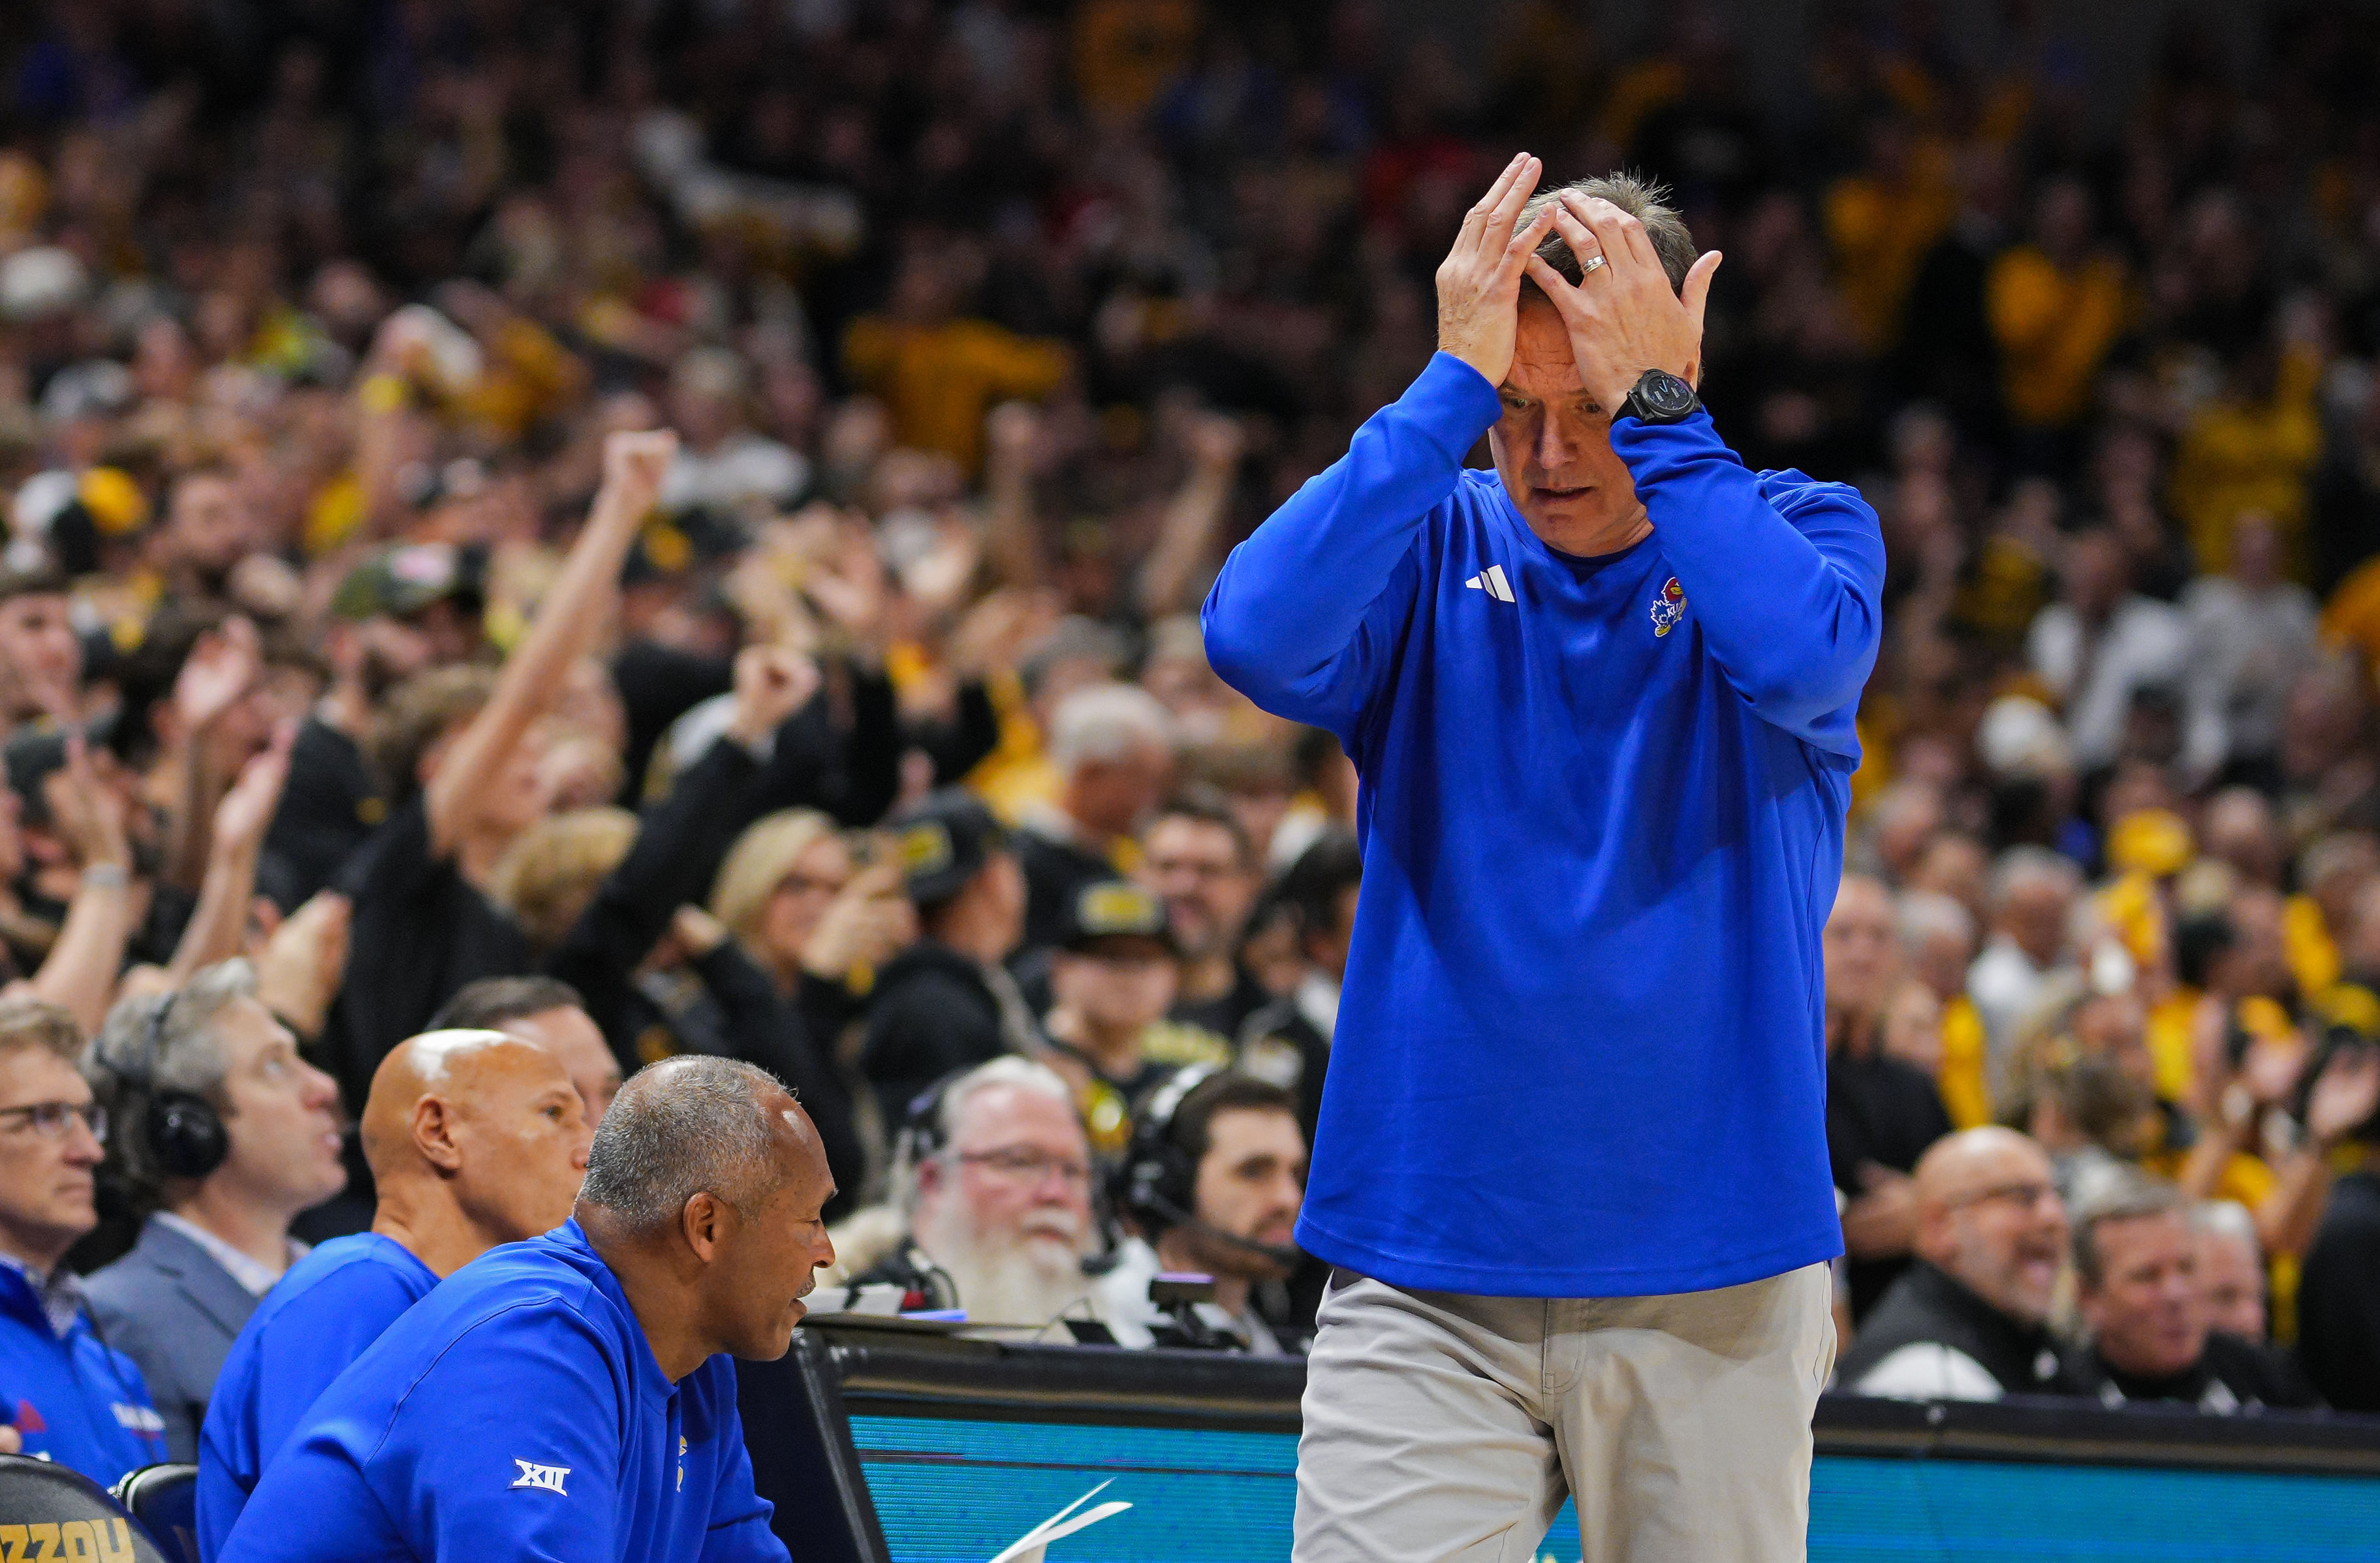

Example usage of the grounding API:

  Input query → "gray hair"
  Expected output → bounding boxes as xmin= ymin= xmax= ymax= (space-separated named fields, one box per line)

xmin=1987 ymin=845 xmax=2081 ymax=911
xmin=1896 ymin=890 xmax=1975 ymax=953
xmin=89 ymin=959 xmax=256 ymax=1106
xmin=1047 ymin=682 xmax=1174 ymax=775
xmin=1518 ymin=172 xmax=1695 ymax=296
xmin=578 ymin=1056 xmax=791 ymax=1232
xmin=85 ymin=959 xmax=258 ymax=1195
xmin=2190 ymin=1198 xmax=2259 ymax=1254
xmin=2071 ymin=1171 xmax=2186 ymax=1291
xmin=894 ymin=1055 xmax=1075 ymax=1215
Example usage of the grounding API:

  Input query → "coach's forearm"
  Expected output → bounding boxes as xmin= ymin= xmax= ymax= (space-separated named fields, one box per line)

xmin=1204 ymin=353 xmax=1495 ymax=712
xmin=1614 ymin=412 xmax=1884 ymax=747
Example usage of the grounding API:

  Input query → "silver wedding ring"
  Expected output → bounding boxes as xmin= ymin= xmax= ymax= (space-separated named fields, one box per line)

xmin=1579 ymin=255 xmax=1607 ymax=275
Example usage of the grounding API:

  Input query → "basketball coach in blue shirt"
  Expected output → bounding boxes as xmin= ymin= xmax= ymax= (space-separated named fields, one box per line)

xmin=1204 ymin=153 xmax=1883 ymax=1561
xmin=219 ymin=1056 xmax=836 ymax=1563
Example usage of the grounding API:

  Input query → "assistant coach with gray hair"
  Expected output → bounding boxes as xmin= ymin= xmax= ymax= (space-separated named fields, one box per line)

xmin=1206 ymin=153 xmax=1883 ymax=1560
xmin=220 ymin=1056 xmax=836 ymax=1563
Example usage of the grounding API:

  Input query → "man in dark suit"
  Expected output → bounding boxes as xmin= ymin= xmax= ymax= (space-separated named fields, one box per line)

xmin=81 ymin=960 xmax=348 ymax=1459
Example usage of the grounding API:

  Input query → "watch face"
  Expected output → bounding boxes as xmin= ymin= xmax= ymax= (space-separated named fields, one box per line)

xmin=1640 ymin=371 xmax=1696 ymax=418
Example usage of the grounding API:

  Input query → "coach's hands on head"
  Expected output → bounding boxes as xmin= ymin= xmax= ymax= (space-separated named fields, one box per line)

xmin=1435 ymin=153 xmax=1555 ymax=386
xmin=1524 ymin=192 xmax=1722 ymax=412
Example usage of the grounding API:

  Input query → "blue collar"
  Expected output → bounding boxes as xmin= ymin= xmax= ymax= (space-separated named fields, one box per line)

xmin=550 ymin=1220 xmax=676 ymax=1404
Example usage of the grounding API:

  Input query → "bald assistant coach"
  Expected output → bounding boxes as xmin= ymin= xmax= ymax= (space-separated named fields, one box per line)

xmin=219 ymin=1056 xmax=838 ymax=1563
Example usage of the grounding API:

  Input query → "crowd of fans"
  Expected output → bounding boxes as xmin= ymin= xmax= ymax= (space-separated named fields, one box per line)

xmin=0 ymin=0 xmax=2373 ymax=1496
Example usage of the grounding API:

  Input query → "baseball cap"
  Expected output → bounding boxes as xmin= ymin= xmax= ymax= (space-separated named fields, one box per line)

xmin=1059 ymin=878 xmax=1178 ymax=957
xmin=331 ymin=542 xmax=485 ymax=622
xmin=884 ymin=790 xmax=1009 ymax=906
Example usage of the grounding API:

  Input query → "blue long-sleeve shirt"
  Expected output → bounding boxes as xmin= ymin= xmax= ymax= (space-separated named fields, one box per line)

xmin=218 ymin=1222 xmax=785 ymax=1563
xmin=1203 ymin=352 xmax=1883 ymax=1296
xmin=196 ymin=1233 xmax=439 ymax=1562
xmin=0 ymin=1262 xmax=166 ymax=1486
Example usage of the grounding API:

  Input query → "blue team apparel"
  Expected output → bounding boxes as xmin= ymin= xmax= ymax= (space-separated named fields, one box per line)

xmin=1203 ymin=351 xmax=1883 ymax=1297
xmin=217 ymin=1222 xmax=785 ymax=1563
xmin=195 ymin=1232 xmax=439 ymax=1561
xmin=0 ymin=1262 xmax=166 ymax=1485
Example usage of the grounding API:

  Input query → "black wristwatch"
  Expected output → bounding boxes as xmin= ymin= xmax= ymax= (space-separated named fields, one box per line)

xmin=1620 ymin=368 xmax=1700 ymax=424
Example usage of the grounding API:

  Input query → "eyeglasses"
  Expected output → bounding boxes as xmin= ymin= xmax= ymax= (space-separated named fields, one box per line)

xmin=1949 ymin=1180 xmax=2061 ymax=1214
xmin=0 ymin=1101 xmax=106 ymax=1143
xmin=773 ymin=872 xmax=847 ymax=900
xmin=954 ymin=1148 xmax=1093 ymax=1190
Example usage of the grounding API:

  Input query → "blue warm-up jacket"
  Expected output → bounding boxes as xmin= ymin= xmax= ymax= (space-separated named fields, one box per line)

xmin=1202 ymin=351 xmax=1884 ymax=1297
xmin=196 ymin=1233 xmax=439 ymax=1562
xmin=0 ymin=1263 xmax=166 ymax=1485
xmin=218 ymin=1222 xmax=784 ymax=1563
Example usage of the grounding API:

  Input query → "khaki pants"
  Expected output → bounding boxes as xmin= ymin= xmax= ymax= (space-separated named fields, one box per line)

xmin=1292 ymin=1263 xmax=1835 ymax=1563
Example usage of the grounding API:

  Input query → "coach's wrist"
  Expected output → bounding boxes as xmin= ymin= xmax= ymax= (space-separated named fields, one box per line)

xmin=1417 ymin=351 xmax=1506 ymax=427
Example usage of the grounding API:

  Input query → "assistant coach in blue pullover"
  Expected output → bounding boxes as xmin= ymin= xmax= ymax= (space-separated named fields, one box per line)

xmin=219 ymin=1056 xmax=836 ymax=1563
xmin=1204 ymin=157 xmax=1882 ymax=1562
xmin=196 ymin=1029 xmax=591 ymax=1560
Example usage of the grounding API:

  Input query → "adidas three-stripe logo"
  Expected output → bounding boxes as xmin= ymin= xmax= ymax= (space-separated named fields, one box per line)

xmin=1464 ymin=565 xmax=1515 ymax=602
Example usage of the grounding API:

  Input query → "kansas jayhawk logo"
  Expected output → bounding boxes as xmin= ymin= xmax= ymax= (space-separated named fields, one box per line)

xmin=1651 ymin=577 xmax=1687 ymax=637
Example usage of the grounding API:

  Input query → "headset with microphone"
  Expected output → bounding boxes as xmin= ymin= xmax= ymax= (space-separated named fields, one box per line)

xmin=1113 ymin=1064 xmax=1302 ymax=1272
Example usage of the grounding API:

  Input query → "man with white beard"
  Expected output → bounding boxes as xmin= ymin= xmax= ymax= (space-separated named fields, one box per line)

xmin=843 ymin=1057 xmax=1107 ymax=1334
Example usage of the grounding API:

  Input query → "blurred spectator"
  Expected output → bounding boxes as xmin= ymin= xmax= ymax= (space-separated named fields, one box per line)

xmin=261 ymin=542 xmax=486 ymax=912
xmin=427 ymin=976 xmax=623 ymax=1128
xmin=0 ymin=566 xmax=83 ymax=727
xmin=82 ymin=961 xmax=347 ymax=1460
xmin=1039 ymin=878 xmax=1227 ymax=1158
xmin=1014 ymin=683 xmax=1176 ymax=957
xmin=657 ymin=350 xmax=808 ymax=518
xmin=1139 ymin=792 xmax=1270 ymax=1042
xmin=1864 ymin=781 xmax=1944 ymax=887
xmin=323 ymin=434 xmax=674 ymax=1114
xmin=2298 ymin=1041 xmax=2380 ymax=1412
xmin=1896 ymin=890 xmax=1990 ymax=1128
xmin=0 ymin=999 xmax=164 ymax=1482
xmin=1969 ymin=848 xmax=2082 ymax=1070
xmin=841 ymin=251 xmax=1070 ymax=474
xmin=2027 ymin=530 xmax=2187 ymax=773
xmin=710 ymin=809 xmax=912 ymax=1036
xmin=1986 ymin=178 xmax=2129 ymax=471
xmin=1825 ymin=874 xmax=1954 ymax=1319
xmin=843 ymin=1057 xmax=1104 ymax=1333
xmin=862 ymin=791 xmax=1035 ymax=1128
xmin=1238 ymin=830 xmax=1362 ymax=1144
xmin=2200 ymin=787 xmax=2287 ymax=891
xmin=2065 ymin=1174 xmax=2319 ymax=1412
xmin=2181 ymin=516 xmax=2320 ymax=788
xmin=1101 ymin=1068 xmax=1310 ymax=1354
xmin=2192 ymin=1200 xmax=2270 ymax=1342
xmin=2169 ymin=325 xmax=2325 ymax=579
xmin=1836 ymin=1127 xmax=2071 ymax=1401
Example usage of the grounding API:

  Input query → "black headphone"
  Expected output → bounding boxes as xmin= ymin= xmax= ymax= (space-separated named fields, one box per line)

xmin=113 ymin=991 xmax=230 ymax=1181
xmin=1114 ymin=1064 xmax=1220 ymax=1236
xmin=894 ymin=1070 xmax=967 ymax=1174
xmin=1114 ymin=1064 xmax=1302 ymax=1271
